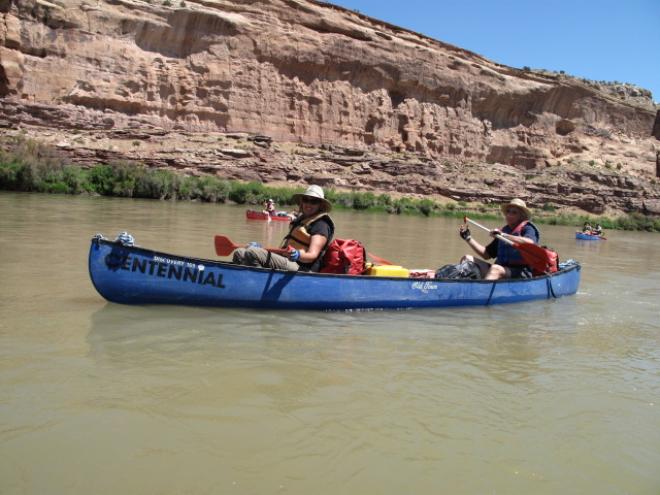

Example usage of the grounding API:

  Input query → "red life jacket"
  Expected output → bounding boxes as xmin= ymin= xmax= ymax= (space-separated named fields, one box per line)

xmin=499 ymin=221 xmax=559 ymax=275
xmin=320 ymin=238 xmax=367 ymax=275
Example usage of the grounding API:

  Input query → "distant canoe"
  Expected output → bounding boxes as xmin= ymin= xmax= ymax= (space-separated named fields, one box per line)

xmin=246 ymin=210 xmax=291 ymax=221
xmin=88 ymin=236 xmax=582 ymax=311
xmin=575 ymin=232 xmax=605 ymax=240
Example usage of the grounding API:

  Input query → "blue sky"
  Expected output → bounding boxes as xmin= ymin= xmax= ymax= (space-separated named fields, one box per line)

xmin=331 ymin=0 xmax=660 ymax=103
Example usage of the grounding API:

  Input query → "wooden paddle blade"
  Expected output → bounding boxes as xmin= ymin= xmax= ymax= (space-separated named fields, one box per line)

xmin=214 ymin=235 xmax=240 ymax=256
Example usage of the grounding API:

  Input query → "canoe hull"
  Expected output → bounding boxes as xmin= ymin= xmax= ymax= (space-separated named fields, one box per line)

xmin=575 ymin=232 xmax=604 ymax=240
xmin=89 ymin=238 xmax=581 ymax=310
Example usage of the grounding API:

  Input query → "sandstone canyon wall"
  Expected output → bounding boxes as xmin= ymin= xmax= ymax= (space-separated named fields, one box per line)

xmin=1 ymin=0 xmax=658 ymax=215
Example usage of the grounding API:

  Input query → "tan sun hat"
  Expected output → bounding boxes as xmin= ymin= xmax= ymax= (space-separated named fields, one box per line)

xmin=501 ymin=198 xmax=531 ymax=220
xmin=291 ymin=185 xmax=332 ymax=212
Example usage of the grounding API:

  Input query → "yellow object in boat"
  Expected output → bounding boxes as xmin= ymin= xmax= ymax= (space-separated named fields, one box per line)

xmin=367 ymin=265 xmax=410 ymax=278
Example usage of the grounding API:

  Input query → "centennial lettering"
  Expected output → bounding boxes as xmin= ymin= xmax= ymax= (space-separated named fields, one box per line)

xmin=202 ymin=272 xmax=216 ymax=286
xmin=126 ymin=256 xmax=226 ymax=290
xmin=148 ymin=260 xmax=158 ymax=275
xmin=167 ymin=265 xmax=182 ymax=280
xmin=132 ymin=257 xmax=147 ymax=274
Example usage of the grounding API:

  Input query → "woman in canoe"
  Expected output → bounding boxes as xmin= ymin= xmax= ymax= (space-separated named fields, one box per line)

xmin=233 ymin=185 xmax=335 ymax=271
xmin=262 ymin=198 xmax=276 ymax=216
xmin=458 ymin=198 xmax=540 ymax=280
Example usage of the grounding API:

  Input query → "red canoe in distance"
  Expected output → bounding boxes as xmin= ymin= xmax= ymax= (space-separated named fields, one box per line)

xmin=245 ymin=210 xmax=291 ymax=222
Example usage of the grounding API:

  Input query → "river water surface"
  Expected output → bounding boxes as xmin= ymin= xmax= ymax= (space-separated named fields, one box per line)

xmin=1 ymin=192 xmax=659 ymax=494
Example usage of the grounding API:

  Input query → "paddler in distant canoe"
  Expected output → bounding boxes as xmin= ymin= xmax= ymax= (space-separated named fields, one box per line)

xmin=262 ymin=198 xmax=276 ymax=216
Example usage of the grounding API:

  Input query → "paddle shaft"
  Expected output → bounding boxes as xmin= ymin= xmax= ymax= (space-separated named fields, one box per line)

xmin=214 ymin=235 xmax=289 ymax=257
xmin=464 ymin=216 xmax=514 ymax=245
xmin=216 ymin=235 xmax=396 ymax=266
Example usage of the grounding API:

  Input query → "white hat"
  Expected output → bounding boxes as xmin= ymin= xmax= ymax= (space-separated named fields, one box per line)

xmin=291 ymin=185 xmax=332 ymax=212
xmin=501 ymin=198 xmax=531 ymax=220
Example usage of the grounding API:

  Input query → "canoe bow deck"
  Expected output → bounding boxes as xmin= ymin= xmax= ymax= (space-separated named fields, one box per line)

xmin=89 ymin=236 xmax=581 ymax=310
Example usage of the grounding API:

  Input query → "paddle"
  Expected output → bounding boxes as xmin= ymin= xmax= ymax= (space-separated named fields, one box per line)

xmin=367 ymin=252 xmax=394 ymax=266
xmin=464 ymin=216 xmax=558 ymax=274
xmin=215 ymin=234 xmax=396 ymax=266
xmin=214 ymin=235 xmax=289 ymax=257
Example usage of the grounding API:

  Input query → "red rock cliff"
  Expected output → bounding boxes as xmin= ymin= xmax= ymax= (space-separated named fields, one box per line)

xmin=1 ymin=0 xmax=658 ymax=215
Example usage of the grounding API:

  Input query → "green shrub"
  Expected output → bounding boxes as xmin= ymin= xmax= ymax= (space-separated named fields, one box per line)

xmin=351 ymin=192 xmax=377 ymax=210
xmin=135 ymin=169 xmax=177 ymax=199
xmin=418 ymin=198 xmax=435 ymax=216
xmin=392 ymin=196 xmax=416 ymax=215
xmin=0 ymin=162 xmax=22 ymax=189
xmin=62 ymin=166 xmax=91 ymax=194
xmin=228 ymin=181 xmax=266 ymax=204
xmin=197 ymin=176 xmax=231 ymax=202
xmin=88 ymin=165 xmax=117 ymax=196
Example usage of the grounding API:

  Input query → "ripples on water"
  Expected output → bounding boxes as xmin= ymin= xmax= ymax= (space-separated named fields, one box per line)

xmin=1 ymin=193 xmax=659 ymax=494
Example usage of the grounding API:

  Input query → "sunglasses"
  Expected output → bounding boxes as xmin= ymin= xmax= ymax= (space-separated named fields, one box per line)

xmin=301 ymin=197 xmax=321 ymax=205
xmin=505 ymin=208 xmax=520 ymax=215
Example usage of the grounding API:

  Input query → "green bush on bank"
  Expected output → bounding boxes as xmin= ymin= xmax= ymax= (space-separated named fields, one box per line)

xmin=0 ymin=139 xmax=658 ymax=232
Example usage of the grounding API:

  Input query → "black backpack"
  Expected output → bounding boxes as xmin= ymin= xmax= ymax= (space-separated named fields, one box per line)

xmin=435 ymin=260 xmax=482 ymax=280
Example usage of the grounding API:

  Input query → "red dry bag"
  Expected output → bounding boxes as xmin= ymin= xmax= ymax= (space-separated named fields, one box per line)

xmin=320 ymin=238 xmax=367 ymax=275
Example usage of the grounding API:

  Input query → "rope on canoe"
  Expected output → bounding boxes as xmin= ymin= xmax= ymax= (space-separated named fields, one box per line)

xmin=486 ymin=281 xmax=497 ymax=306
xmin=546 ymin=276 xmax=557 ymax=299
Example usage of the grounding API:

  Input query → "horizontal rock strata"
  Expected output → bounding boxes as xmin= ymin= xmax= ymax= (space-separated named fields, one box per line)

xmin=1 ymin=0 xmax=658 ymax=215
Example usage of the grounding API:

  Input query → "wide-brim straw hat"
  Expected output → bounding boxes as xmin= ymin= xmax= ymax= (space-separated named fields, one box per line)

xmin=291 ymin=184 xmax=332 ymax=212
xmin=501 ymin=198 xmax=531 ymax=220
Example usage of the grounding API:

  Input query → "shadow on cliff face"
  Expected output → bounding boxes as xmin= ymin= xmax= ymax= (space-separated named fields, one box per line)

xmin=130 ymin=9 xmax=240 ymax=58
xmin=0 ymin=65 xmax=9 ymax=98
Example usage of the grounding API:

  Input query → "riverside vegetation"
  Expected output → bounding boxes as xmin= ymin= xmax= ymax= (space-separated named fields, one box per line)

xmin=1 ymin=136 xmax=658 ymax=232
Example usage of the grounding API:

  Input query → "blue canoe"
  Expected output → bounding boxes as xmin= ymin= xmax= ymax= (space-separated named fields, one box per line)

xmin=88 ymin=236 xmax=581 ymax=310
xmin=575 ymin=231 xmax=605 ymax=241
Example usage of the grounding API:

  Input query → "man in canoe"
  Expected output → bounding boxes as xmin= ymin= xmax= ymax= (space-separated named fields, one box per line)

xmin=233 ymin=185 xmax=334 ymax=271
xmin=459 ymin=198 xmax=540 ymax=280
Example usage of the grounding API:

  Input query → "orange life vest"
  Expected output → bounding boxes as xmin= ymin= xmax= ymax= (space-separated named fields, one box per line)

xmin=282 ymin=212 xmax=334 ymax=250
